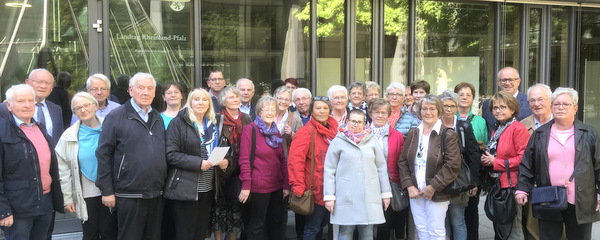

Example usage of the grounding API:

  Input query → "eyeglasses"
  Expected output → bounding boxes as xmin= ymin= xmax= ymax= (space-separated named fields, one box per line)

xmin=261 ymin=108 xmax=276 ymax=113
xmin=387 ymin=93 xmax=403 ymax=98
xmin=371 ymin=111 xmax=388 ymax=116
xmin=443 ymin=105 xmax=457 ymax=110
xmin=276 ymin=97 xmax=290 ymax=103
xmin=348 ymin=120 xmax=365 ymax=126
xmin=209 ymin=77 xmax=225 ymax=82
xmin=492 ymin=105 xmax=508 ymax=112
xmin=313 ymin=96 xmax=329 ymax=101
xmin=331 ymin=97 xmax=346 ymax=102
xmin=89 ymin=88 xmax=109 ymax=93
xmin=528 ymin=98 xmax=548 ymax=105
xmin=28 ymin=79 xmax=53 ymax=86
xmin=421 ymin=108 xmax=437 ymax=113
xmin=498 ymin=78 xmax=519 ymax=83
xmin=552 ymin=103 xmax=573 ymax=109
xmin=74 ymin=103 xmax=94 ymax=112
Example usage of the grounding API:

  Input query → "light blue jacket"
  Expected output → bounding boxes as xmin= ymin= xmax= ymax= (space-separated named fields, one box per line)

xmin=393 ymin=107 xmax=420 ymax=138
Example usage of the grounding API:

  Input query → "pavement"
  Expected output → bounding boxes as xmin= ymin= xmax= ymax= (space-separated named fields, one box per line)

xmin=49 ymin=197 xmax=600 ymax=240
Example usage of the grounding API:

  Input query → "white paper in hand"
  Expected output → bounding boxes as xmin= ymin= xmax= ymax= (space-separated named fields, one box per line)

xmin=208 ymin=147 xmax=230 ymax=164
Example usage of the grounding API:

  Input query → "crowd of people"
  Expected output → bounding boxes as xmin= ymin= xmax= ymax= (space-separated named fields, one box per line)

xmin=0 ymin=66 xmax=598 ymax=240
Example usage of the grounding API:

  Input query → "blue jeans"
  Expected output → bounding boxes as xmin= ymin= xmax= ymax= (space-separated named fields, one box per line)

xmin=445 ymin=203 xmax=467 ymax=240
xmin=303 ymin=204 xmax=329 ymax=240
xmin=338 ymin=225 xmax=374 ymax=240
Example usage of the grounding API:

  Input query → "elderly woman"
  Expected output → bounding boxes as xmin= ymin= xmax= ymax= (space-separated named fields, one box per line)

xmin=481 ymin=92 xmax=530 ymax=240
xmin=438 ymin=90 xmax=482 ymax=240
xmin=328 ymin=85 xmax=349 ymax=126
xmin=212 ymin=86 xmax=253 ymax=240
xmin=273 ymin=86 xmax=303 ymax=157
xmin=238 ymin=96 xmax=290 ymax=240
xmin=348 ymin=81 xmax=370 ymax=124
xmin=386 ymin=83 xmax=419 ymax=138
xmin=365 ymin=81 xmax=381 ymax=105
xmin=323 ymin=109 xmax=391 ymax=240
xmin=160 ymin=82 xmax=186 ymax=129
xmin=164 ymin=88 xmax=228 ymax=239
xmin=404 ymin=86 xmax=414 ymax=109
xmin=56 ymin=92 xmax=117 ymax=239
xmin=288 ymin=96 xmax=339 ymax=240
xmin=516 ymin=88 xmax=600 ymax=240
xmin=368 ymin=98 xmax=407 ymax=240
xmin=397 ymin=94 xmax=461 ymax=240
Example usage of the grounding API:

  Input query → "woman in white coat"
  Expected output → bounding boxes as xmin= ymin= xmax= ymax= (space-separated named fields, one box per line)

xmin=323 ymin=109 xmax=391 ymax=240
xmin=56 ymin=92 xmax=117 ymax=240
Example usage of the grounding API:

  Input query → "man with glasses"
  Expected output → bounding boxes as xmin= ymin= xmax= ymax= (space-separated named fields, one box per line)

xmin=482 ymin=67 xmax=533 ymax=137
xmin=292 ymin=88 xmax=312 ymax=125
xmin=208 ymin=70 xmax=227 ymax=113
xmin=236 ymin=78 xmax=257 ymax=120
xmin=70 ymin=74 xmax=121 ymax=125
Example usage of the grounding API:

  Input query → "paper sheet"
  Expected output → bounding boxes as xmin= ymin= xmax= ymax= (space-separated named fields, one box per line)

xmin=208 ymin=147 xmax=230 ymax=164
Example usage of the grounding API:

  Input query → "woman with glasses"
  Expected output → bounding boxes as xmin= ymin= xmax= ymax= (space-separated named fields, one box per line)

xmin=327 ymin=85 xmax=349 ymax=126
xmin=439 ymin=90 xmax=482 ymax=240
xmin=386 ymin=83 xmax=419 ymax=138
xmin=238 ymin=96 xmax=290 ymax=240
xmin=516 ymin=88 xmax=600 ymax=240
xmin=323 ymin=109 xmax=391 ymax=240
xmin=56 ymin=92 xmax=117 ymax=240
xmin=481 ymin=92 xmax=530 ymax=240
xmin=273 ymin=86 xmax=303 ymax=157
xmin=397 ymin=94 xmax=461 ymax=240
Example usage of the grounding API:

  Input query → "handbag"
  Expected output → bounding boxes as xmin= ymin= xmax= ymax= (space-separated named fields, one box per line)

xmin=289 ymin=126 xmax=315 ymax=215
xmin=485 ymin=159 xmax=517 ymax=225
xmin=440 ymin=127 xmax=473 ymax=194
xmin=530 ymin=159 xmax=580 ymax=212
xmin=390 ymin=181 xmax=409 ymax=211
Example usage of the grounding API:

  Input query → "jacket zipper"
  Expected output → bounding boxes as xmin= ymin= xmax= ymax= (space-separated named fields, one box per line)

xmin=168 ymin=169 xmax=179 ymax=190
xmin=117 ymin=153 xmax=126 ymax=180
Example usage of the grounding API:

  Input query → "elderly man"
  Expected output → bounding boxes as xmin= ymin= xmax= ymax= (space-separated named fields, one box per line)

xmin=0 ymin=69 xmax=64 ymax=146
xmin=0 ymin=84 xmax=64 ymax=240
xmin=95 ymin=72 xmax=167 ymax=240
xmin=70 ymin=74 xmax=121 ymax=125
xmin=292 ymin=88 xmax=312 ymax=125
xmin=208 ymin=70 xmax=227 ymax=113
xmin=482 ymin=67 xmax=533 ymax=136
xmin=237 ymin=78 xmax=256 ymax=120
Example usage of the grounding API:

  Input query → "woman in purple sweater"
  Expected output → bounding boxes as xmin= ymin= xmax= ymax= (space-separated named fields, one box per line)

xmin=238 ymin=96 xmax=290 ymax=240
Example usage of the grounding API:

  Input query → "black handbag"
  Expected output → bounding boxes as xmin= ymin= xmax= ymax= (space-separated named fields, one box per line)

xmin=440 ymin=127 xmax=473 ymax=194
xmin=485 ymin=159 xmax=517 ymax=225
xmin=530 ymin=159 xmax=579 ymax=212
xmin=390 ymin=181 xmax=409 ymax=212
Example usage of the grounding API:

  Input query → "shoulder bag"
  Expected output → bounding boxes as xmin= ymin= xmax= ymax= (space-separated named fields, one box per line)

xmin=530 ymin=159 xmax=581 ymax=212
xmin=441 ymin=127 xmax=473 ymax=194
xmin=390 ymin=181 xmax=409 ymax=211
xmin=485 ymin=159 xmax=517 ymax=225
xmin=289 ymin=126 xmax=315 ymax=215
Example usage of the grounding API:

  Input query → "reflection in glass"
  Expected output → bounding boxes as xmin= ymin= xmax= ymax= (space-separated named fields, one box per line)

xmin=383 ymin=0 xmax=409 ymax=89
xmin=500 ymin=4 xmax=520 ymax=74
xmin=580 ymin=8 xmax=600 ymax=131
xmin=528 ymin=7 xmax=541 ymax=87
xmin=356 ymin=0 xmax=372 ymax=83
xmin=109 ymin=0 xmax=193 ymax=88
xmin=414 ymin=1 xmax=493 ymax=113
xmin=550 ymin=7 xmax=568 ymax=89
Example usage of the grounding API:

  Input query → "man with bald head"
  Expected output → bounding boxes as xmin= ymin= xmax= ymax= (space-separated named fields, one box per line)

xmin=236 ymin=78 xmax=257 ymax=120
xmin=482 ymin=67 xmax=533 ymax=136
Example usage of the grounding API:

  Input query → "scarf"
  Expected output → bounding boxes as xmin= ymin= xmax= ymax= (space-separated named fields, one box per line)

xmin=254 ymin=116 xmax=283 ymax=148
xmin=195 ymin=118 xmax=218 ymax=154
xmin=221 ymin=109 xmax=243 ymax=145
xmin=488 ymin=117 xmax=516 ymax=157
xmin=371 ymin=122 xmax=390 ymax=140
xmin=309 ymin=117 xmax=338 ymax=142
xmin=349 ymin=101 xmax=368 ymax=115
xmin=340 ymin=125 xmax=372 ymax=144
xmin=78 ymin=124 xmax=102 ymax=182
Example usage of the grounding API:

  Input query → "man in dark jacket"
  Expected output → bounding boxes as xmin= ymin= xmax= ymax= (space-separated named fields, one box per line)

xmin=0 ymin=84 xmax=64 ymax=240
xmin=95 ymin=72 xmax=167 ymax=240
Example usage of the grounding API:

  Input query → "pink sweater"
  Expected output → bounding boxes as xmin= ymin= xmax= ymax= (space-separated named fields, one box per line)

xmin=20 ymin=124 xmax=52 ymax=194
xmin=239 ymin=123 xmax=290 ymax=193
xmin=548 ymin=125 xmax=576 ymax=204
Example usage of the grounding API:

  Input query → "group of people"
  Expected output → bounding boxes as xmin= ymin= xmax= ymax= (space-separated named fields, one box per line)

xmin=0 ymin=66 xmax=597 ymax=240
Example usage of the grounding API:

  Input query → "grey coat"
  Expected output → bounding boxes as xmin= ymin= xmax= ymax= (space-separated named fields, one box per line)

xmin=323 ymin=132 xmax=391 ymax=225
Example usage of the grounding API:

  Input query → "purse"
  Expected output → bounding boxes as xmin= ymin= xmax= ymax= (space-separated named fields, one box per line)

xmin=390 ymin=181 xmax=409 ymax=211
xmin=530 ymin=159 xmax=579 ymax=212
xmin=485 ymin=159 xmax=517 ymax=225
xmin=289 ymin=126 xmax=315 ymax=215
xmin=440 ymin=127 xmax=473 ymax=194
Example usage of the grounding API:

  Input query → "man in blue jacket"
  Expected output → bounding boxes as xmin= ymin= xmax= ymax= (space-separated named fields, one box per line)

xmin=0 ymin=84 xmax=64 ymax=239
xmin=95 ymin=72 xmax=167 ymax=240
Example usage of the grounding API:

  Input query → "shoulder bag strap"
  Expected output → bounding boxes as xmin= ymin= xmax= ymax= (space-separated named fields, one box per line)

xmin=567 ymin=159 xmax=583 ymax=187
xmin=504 ymin=159 xmax=511 ymax=187
xmin=441 ymin=128 xmax=449 ymax=157
xmin=309 ymin=126 xmax=315 ymax=189
xmin=250 ymin=124 xmax=256 ymax=178
xmin=218 ymin=114 xmax=224 ymax=136
xmin=288 ymin=111 xmax=295 ymax=126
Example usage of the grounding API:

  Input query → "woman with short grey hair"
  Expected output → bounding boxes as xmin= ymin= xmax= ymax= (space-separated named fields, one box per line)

xmin=327 ymin=85 xmax=349 ymax=126
xmin=273 ymin=86 xmax=303 ymax=157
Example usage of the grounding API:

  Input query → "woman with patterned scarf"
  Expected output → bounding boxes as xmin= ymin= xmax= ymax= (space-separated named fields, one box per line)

xmin=211 ymin=86 xmax=252 ymax=240
xmin=238 ymin=96 xmax=290 ymax=240
xmin=323 ymin=109 xmax=392 ymax=240
xmin=481 ymin=91 xmax=530 ymax=240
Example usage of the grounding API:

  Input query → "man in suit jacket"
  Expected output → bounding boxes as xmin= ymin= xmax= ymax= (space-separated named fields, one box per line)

xmin=0 ymin=69 xmax=64 ymax=147
xmin=236 ymin=78 xmax=257 ymax=120
xmin=482 ymin=67 xmax=532 ymax=137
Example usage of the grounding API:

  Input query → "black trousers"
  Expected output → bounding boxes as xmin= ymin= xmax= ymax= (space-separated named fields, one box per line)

xmin=170 ymin=190 xmax=214 ymax=240
xmin=82 ymin=196 xmax=117 ymax=240
xmin=465 ymin=188 xmax=481 ymax=240
xmin=242 ymin=189 xmax=284 ymax=240
xmin=538 ymin=204 xmax=592 ymax=240
xmin=116 ymin=196 xmax=164 ymax=240
xmin=376 ymin=206 xmax=408 ymax=240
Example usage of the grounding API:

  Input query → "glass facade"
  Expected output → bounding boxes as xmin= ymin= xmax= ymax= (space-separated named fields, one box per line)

xmin=580 ymin=8 xmax=600 ymax=131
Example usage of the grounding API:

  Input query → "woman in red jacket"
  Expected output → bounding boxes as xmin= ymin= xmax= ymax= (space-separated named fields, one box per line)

xmin=481 ymin=91 xmax=530 ymax=240
xmin=288 ymin=97 xmax=339 ymax=240
xmin=368 ymin=98 xmax=406 ymax=240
